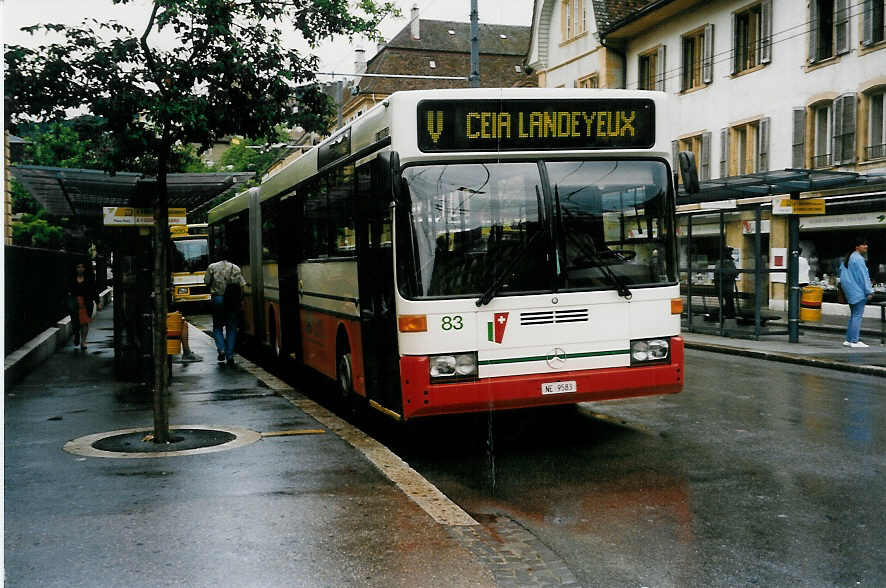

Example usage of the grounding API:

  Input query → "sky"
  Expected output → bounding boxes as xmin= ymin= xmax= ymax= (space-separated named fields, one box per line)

xmin=2 ymin=0 xmax=535 ymax=80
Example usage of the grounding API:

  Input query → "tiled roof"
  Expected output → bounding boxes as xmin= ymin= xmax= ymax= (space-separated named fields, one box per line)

xmin=344 ymin=19 xmax=535 ymax=109
xmin=591 ymin=0 xmax=664 ymax=33
xmin=386 ymin=19 xmax=530 ymax=55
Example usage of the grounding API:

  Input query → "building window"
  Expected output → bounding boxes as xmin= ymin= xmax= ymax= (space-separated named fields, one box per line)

xmin=868 ymin=90 xmax=886 ymax=159
xmin=731 ymin=1 xmax=771 ymax=74
xmin=682 ymin=24 xmax=714 ymax=91
xmin=638 ymin=46 xmax=666 ymax=91
xmin=673 ymin=133 xmax=711 ymax=180
xmin=809 ymin=0 xmax=850 ymax=62
xmin=862 ymin=0 xmax=886 ymax=46
xmin=561 ymin=0 xmax=586 ymax=42
xmin=812 ymin=102 xmax=832 ymax=168
xmin=722 ymin=118 xmax=769 ymax=176
xmin=833 ymin=93 xmax=857 ymax=164
xmin=577 ymin=73 xmax=598 ymax=88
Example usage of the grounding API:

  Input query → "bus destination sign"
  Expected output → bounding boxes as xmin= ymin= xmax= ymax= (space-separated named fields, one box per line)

xmin=417 ymin=99 xmax=655 ymax=152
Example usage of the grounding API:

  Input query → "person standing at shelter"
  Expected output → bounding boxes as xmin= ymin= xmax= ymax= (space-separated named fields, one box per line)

xmin=67 ymin=261 xmax=102 ymax=351
xmin=714 ymin=246 xmax=738 ymax=319
xmin=204 ymin=250 xmax=246 ymax=366
xmin=798 ymin=248 xmax=810 ymax=287
xmin=840 ymin=237 xmax=874 ymax=348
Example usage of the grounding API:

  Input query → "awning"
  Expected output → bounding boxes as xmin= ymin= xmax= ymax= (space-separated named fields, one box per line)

xmin=9 ymin=165 xmax=255 ymax=220
xmin=677 ymin=168 xmax=886 ymax=205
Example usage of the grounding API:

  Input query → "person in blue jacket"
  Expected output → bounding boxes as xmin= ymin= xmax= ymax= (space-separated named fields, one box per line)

xmin=839 ymin=237 xmax=874 ymax=348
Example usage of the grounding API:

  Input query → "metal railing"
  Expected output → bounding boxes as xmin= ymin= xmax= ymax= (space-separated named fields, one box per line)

xmin=866 ymin=144 xmax=886 ymax=160
xmin=811 ymin=153 xmax=832 ymax=168
xmin=4 ymin=246 xmax=106 ymax=354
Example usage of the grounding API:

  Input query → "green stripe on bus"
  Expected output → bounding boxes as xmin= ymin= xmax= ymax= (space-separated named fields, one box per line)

xmin=478 ymin=349 xmax=630 ymax=366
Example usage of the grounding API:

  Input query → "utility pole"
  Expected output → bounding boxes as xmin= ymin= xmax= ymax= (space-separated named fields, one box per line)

xmin=469 ymin=0 xmax=480 ymax=87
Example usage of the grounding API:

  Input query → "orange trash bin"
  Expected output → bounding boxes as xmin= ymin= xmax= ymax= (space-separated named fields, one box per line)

xmin=800 ymin=286 xmax=823 ymax=322
xmin=166 ymin=311 xmax=183 ymax=355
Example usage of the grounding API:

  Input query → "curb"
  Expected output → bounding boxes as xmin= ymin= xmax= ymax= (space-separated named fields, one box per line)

xmin=4 ymin=287 xmax=113 ymax=388
xmin=685 ymin=341 xmax=886 ymax=378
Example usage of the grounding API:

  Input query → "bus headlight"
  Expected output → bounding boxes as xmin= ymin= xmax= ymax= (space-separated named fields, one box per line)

xmin=177 ymin=287 xmax=189 ymax=295
xmin=429 ymin=352 xmax=478 ymax=382
xmin=630 ymin=338 xmax=670 ymax=364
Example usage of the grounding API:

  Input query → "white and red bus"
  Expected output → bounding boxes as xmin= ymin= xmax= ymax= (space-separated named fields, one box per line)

xmin=208 ymin=88 xmax=685 ymax=421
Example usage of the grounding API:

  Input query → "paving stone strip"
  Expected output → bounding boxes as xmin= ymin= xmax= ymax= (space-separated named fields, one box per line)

xmin=449 ymin=515 xmax=583 ymax=587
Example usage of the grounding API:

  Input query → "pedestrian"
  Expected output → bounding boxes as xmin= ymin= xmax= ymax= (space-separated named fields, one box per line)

xmin=713 ymin=246 xmax=738 ymax=319
xmin=798 ymin=248 xmax=810 ymax=287
xmin=67 ymin=261 xmax=102 ymax=351
xmin=839 ymin=237 xmax=874 ymax=348
xmin=204 ymin=249 xmax=246 ymax=366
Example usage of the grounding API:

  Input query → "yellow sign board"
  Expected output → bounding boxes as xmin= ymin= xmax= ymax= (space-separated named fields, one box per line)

xmin=103 ymin=207 xmax=188 ymax=226
xmin=772 ymin=198 xmax=826 ymax=215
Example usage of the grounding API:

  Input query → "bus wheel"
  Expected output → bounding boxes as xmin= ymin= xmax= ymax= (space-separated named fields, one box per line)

xmin=337 ymin=350 xmax=366 ymax=422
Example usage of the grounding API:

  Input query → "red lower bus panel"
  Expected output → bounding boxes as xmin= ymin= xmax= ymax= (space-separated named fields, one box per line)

xmin=399 ymin=336 xmax=684 ymax=420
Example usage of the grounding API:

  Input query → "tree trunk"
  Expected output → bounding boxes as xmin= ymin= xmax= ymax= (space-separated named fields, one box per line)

xmin=152 ymin=143 xmax=170 ymax=443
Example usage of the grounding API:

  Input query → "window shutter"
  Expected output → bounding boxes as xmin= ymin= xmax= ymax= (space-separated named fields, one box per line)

xmin=703 ymin=24 xmax=715 ymax=83
xmin=757 ymin=117 xmax=770 ymax=172
xmin=720 ymin=128 xmax=729 ymax=177
xmin=672 ymin=140 xmax=679 ymax=171
xmin=656 ymin=45 xmax=667 ymax=91
xmin=862 ymin=0 xmax=874 ymax=46
xmin=760 ymin=0 xmax=772 ymax=63
xmin=561 ymin=1 xmax=567 ymax=41
xmin=792 ymin=107 xmax=807 ymax=168
xmin=835 ymin=0 xmax=850 ymax=55
xmin=832 ymin=95 xmax=844 ymax=164
xmin=730 ymin=12 xmax=738 ymax=74
xmin=809 ymin=0 xmax=819 ymax=63
xmin=835 ymin=93 xmax=857 ymax=164
xmin=701 ymin=131 xmax=712 ymax=180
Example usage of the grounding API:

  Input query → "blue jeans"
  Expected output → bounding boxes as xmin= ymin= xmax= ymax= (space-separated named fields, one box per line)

xmin=211 ymin=295 xmax=239 ymax=359
xmin=846 ymin=300 xmax=866 ymax=343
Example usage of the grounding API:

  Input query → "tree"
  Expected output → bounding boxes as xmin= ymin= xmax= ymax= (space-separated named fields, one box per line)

xmin=5 ymin=0 xmax=397 ymax=443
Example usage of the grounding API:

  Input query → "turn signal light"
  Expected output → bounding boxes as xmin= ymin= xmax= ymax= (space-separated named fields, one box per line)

xmin=398 ymin=314 xmax=428 ymax=333
xmin=671 ymin=298 xmax=683 ymax=315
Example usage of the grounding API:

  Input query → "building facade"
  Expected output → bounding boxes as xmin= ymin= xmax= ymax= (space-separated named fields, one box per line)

xmin=528 ymin=0 xmax=886 ymax=317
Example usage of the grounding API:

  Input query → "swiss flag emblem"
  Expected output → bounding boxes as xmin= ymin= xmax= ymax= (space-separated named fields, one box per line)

xmin=488 ymin=312 xmax=509 ymax=344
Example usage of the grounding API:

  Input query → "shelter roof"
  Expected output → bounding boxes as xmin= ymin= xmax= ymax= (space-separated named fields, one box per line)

xmin=9 ymin=165 xmax=254 ymax=221
xmin=677 ymin=168 xmax=886 ymax=204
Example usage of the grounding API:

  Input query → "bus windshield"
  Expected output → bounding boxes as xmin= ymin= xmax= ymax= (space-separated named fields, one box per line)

xmin=397 ymin=160 xmax=674 ymax=299
xmin=171 ymin=237 xmax=209 ymax=273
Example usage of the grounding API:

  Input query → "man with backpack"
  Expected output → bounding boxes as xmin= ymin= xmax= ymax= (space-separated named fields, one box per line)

xmin=204 ymin=249 xmax=247 ymax=366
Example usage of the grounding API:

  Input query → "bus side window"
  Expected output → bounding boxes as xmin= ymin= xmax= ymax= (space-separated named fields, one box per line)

xmin=261 ymin=199 xmax=279 ymax=261
xmin=329 ymin=164 xmax=356 ymax=257
xmin=302 ymin=177 xmax=329 ymax=259
xmin=226 ymin=213 xmax=249 ymax=267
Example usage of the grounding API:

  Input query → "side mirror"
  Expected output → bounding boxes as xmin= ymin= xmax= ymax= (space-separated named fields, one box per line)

xmin=678 ymin=151 xmax=700 ymax=194
xmin=376 ymin=151 xmax=402 ymax=203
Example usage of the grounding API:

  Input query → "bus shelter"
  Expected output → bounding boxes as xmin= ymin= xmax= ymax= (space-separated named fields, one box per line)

xmin=677 ymin=168 xmax=886 ymax=342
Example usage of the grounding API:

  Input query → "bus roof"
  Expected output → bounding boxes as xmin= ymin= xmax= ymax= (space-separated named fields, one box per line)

xmin=209 ymin=88 xmax=671 ymax=224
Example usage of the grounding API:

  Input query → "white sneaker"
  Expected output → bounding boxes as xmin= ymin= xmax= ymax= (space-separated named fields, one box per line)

xmin=843 ymin=341 xmax=851 ymax=347
xmin=850 ymin=341 xmax=869 ymax=348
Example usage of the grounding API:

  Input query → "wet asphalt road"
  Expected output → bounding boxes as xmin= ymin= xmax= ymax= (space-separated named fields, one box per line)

xmin=188 ymin=313 xmax=886 ymax=586
xmin=378 ymin=350 xmax=886 ymax=587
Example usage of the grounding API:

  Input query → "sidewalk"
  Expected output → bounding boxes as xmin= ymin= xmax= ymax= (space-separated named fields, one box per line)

xmin=4 ymin=302 xmax=496 ymax=587
xmin=682 ymin=312 xmax=886 ymax=377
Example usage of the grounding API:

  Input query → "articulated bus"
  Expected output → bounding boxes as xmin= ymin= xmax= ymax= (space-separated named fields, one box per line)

xmin=170 ymin=223 xmax=211 ymax=305
xmin=208 ymin=88 xmax=685 ymax=421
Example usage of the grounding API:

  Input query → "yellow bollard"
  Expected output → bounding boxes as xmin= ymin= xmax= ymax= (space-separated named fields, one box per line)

xmin=166 ymin=311 xmax=183 ymax=355
xmin=800 ymin=286 xmax=823 ymax=322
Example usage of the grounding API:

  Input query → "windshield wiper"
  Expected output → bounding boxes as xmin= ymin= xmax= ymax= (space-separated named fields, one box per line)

xmin=555 ymin=186 xmax=632 ymax=300
xmin=476 ymin=187 xmax=546 ymax=307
